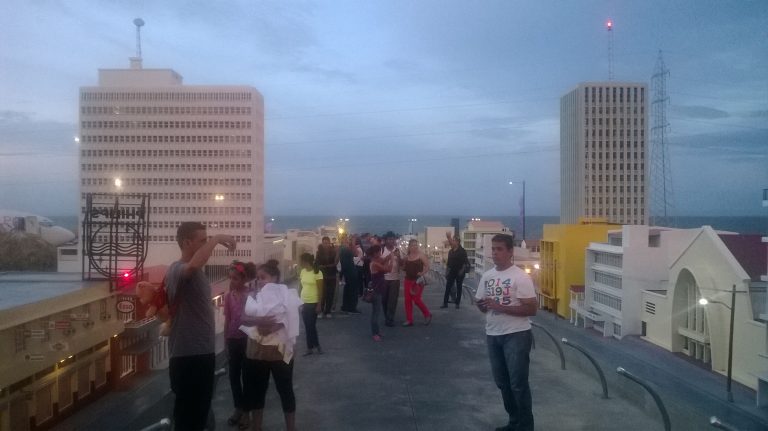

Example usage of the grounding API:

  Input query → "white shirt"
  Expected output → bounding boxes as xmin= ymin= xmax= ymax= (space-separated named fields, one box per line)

xmin=475 ymin=265 xmax=536 ymax=336
xmin=381 ymin=246 xmax=400 ymax=281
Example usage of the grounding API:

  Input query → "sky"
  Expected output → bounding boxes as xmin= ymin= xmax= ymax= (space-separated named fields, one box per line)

xmin=0 ymin=0 xmax=766 ymax=217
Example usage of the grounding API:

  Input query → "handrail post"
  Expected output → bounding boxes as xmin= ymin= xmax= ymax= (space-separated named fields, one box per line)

xmin=709 ymin=416 xmax=738 ymax=431
xmin=530 ymin=321 xmax=566 ymax=370
xmin=562 ymin=338 xmax=608 ymax=398
xmin=617 ymin=367 xmax=671 ymax=431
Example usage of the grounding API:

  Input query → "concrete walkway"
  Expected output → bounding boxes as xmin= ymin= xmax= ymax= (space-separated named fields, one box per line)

xmin=116 ymin=285 xmax=662 ymax=431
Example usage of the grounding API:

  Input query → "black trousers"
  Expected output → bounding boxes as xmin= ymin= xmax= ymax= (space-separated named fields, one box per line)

xmin=444 ymin=272 xmax=466 ymax=305
xmin=169 ymin=353 xmax=215 ymax=431
xmin=321 ymin=277 xmax=336 ymax=315
xmin=243 ymin=358 xmax=296 ymax=413
xmin=341 ymin=271 xmax=360 ymax=312
xmin=227 ymin=338 xmax=248 ymax=410
xmin=301 ymin=303 xmax=320 ymax=349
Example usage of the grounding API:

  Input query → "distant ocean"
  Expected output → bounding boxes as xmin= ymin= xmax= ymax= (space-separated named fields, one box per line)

xmin=50 ymin=215 xmax=767 ymax=239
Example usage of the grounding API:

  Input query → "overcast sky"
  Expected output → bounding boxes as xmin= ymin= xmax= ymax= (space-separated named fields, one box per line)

xmin=0 ymin=0 xmax=766 ymax=217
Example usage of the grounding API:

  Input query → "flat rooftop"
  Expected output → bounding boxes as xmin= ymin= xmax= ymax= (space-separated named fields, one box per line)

xmin=0 ymin=272 xmax=101 ymax=311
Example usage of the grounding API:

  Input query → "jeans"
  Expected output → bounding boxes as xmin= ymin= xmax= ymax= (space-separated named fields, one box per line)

xmin=444 ymin=271 xmax=466 ymax=305
xmin=382 ymin=279 xmax=400 ymax=325
xmin=226 ymin=338 xmax=248 ymax=410
xmin=487 ymin=330 xmax=534 ymax=430
xmin=243 ymin=358 xmax=296 ymax=413
xmin=301 ymin=303 xmax=320 ymax=349
xmin=403 ymin=279 xmax=431 ymax=323
xmin=321 ymin=277 xmax=336 ymax=315
xmin=370 ymin=291 xmax=384 ymax=336
xmin=169 ymin=353 xmax=215 ymax=431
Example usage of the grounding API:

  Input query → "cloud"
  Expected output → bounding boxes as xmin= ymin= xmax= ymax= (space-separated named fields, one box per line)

xmin=672 ymin=105 xmax=730 ymax=119
xmin=670 ymin=129 xmax=768 ymax=157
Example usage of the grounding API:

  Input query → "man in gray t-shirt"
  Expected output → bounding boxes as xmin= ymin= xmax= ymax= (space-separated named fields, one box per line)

xmin=166 ymin=222 xmax=235 ymax=431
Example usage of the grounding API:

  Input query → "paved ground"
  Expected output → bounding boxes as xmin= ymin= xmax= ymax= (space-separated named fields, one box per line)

xmin=119 ymin=284 xmax=660 ymax=431
xmin=58 ymin=276 xmax=768 ymax=431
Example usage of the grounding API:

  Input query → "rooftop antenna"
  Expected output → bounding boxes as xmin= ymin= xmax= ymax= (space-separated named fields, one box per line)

xmin=606 ymin=18 xmax=614 ymax=80
xmin=130 ymin=18 xmax=145 ymax=69
xmin=650 ymin=50 xmax=674 ymax=227
xmin=133 ymin=18 xmax=144 ymax=58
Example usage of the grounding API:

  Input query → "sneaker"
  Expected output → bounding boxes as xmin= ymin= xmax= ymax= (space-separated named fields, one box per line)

xmin=325 ymin=313 xmax=332 ymax=319
xmin=402 ymin=321 xmax=413 ymax=327
xmin=316 ymin=346 xmax=324 ymax=354
xmin=302 ymin=349 xmax=314 ymax=356
xmin=372 ymin=335 xmax=382 ymax=342
xmin=318 ymin=314 xmax=324 ymax=319
xmin=424 ymin=315 xmax=432 ymax=326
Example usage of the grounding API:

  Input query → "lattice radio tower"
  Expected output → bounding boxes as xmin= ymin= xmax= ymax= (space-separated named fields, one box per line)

xmin=650 ymin=51 xmax=674 ymax=227
xmin=607 ymin=19 xmax=614 ymax=80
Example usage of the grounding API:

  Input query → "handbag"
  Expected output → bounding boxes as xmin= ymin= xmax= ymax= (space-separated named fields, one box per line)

xmin=362 ymin=283 xmax=375 ymax=303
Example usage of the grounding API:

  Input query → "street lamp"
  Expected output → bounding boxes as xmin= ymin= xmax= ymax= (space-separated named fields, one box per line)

xmin=508 ymin=180 xmax=526 ymax=242
xmin=409 ymin=218 xmax=417 ymax=235
xmin=699 ymin=284 xmax=745 ymax=403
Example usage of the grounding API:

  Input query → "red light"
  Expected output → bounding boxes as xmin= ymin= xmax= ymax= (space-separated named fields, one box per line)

xmin=607 ymin=20 xmax=613 ymax=29
xmin=123 ymin=272 xmax=130 ymax=278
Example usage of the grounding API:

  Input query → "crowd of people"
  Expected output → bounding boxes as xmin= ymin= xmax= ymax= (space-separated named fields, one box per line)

xmin=163 ymin=221 xmax=535 ymax=431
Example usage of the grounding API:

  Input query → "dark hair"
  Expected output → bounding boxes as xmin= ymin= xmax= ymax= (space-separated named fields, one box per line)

xmin=300 ymin=252 xmax=319 ymax=273
xmin=321 ymin=236 xmax=330 ymax=242
xmin=176 ymin=222 xmax=206 ymax=247
xmin=368 ymin=244 xmax=382 ymax=257
xmin=408 ymin=239 xmax=419 ymax=246
xmin=230 ymin=260 xmax=256 ymax=279
xmin=382 ymin=231 xmax=398 ymax=239
xmin=491 ymin=233 xmax=515 ymax=250
xmin=259 ymin=259 xmax=281 ymax=281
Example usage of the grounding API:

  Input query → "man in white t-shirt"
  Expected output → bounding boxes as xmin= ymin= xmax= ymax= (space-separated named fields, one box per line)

xmin=475 ymin=233 xmax=537 ymax=431
xmin=381 ymin=231 xmax=401 ymax=327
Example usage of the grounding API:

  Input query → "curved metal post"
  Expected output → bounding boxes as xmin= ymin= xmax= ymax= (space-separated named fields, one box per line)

xmin=709 ymin=416 xmax=738 ymax=431
xmin=530 ymin=321 xmax=566 ymax=370
xmin=617 ymin=367 xmax=671 ymax=431
xmin=562 ymin=338 xmax=608 ymax=398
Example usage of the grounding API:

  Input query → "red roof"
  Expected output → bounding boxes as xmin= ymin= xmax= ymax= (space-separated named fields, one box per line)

xmin=718 ymin=234 xmax=767 ymax=282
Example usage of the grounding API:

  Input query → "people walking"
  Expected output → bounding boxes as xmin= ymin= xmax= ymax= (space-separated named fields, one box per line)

xmin=315 ymin=237 xmax=338 ymax=318
xmin=380 ymin=231 xmax=401 ymax=327
xmin=367 ymin=245 xmax=393 ymax=341
xmin=165 ymin=222 xmax=236 ymax=431
xmin=443 ymin=235 xmax=470 ymax=309
xmin=402 ymin=239 xmax=432 ymax=326
xmin=298 ymin=253 xmax=323 ymax=355
xmin=339 ymin=235 xmax=361 ymax=313
xmin=223 ymin=261 xmax=256 ymax=429
xmin=241 ymin=261 xmax=302 ymax=431
xmin=475 ymin=234 xmax=537 ymax=431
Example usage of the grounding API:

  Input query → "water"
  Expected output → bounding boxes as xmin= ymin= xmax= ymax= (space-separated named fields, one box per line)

xmin=51 ymin=215 xmax=767 ymax=240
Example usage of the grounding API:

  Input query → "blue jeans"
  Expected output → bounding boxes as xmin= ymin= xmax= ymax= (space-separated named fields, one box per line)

xmin=487 ymin=330 xmax=534 ymax=430
xmin=371 ymin=291 xmax=383 ymax=336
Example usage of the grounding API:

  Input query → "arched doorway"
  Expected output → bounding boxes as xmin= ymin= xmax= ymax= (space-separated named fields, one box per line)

xmin=672 ymin=269 xmax=711 ymax=364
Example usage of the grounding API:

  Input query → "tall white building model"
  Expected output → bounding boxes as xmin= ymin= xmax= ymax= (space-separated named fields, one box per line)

xmin=78 ymin=57 xmax=264 ymax=267
xmin=560 ymin=82 xmax=649 ymax=225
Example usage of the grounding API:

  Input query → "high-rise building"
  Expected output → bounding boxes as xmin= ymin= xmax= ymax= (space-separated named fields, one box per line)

xmin=78 ymin=57 xmax=264 ymax=269
xmin=560 ymin=82 xmax=649 ymax=225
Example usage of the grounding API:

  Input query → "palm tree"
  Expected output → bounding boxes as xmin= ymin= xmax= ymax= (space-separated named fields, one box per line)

xmin=0 ymin=231 xmax=57 ymax=271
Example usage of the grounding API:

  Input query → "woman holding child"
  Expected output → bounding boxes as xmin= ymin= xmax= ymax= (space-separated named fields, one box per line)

xmin=240 ymin=260 xmax=302 ymax=431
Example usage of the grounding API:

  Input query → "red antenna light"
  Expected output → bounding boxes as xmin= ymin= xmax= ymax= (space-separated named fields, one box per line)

xmin=607 ymin=19 xmax=613 ymax=30
xmin=123 ymin=272 xmax=130 ymax=278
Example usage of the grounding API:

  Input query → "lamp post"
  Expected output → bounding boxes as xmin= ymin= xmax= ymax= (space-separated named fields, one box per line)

xmin=699 ymin=284 xmax=741 ymax=402
xmin=409 ymin=218 xmax=417 ymax=236
xmin=508 ymin=180 xmax=526 ymax=241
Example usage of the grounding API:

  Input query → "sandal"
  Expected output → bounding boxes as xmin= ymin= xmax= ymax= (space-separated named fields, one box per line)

xmin=237 ymin=413 xmax=251 ymax=430
xmin=227 ymin=409 xmax=243 ymax=426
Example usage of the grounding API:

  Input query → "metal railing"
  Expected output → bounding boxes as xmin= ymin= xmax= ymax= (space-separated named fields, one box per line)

xmin=617 ymin=367 xmax=671 ymax=431
xmin=530 ymin=321 xmax=566 ymax=370
xmin=562 ymin=338 xmax=608 ymax=398
xmin=709 ymin=416 xmax=738 ymax=431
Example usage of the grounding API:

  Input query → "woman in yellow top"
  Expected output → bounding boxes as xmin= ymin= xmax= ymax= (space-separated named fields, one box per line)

xmin=299 ymin=252 xmax=324 ymax=355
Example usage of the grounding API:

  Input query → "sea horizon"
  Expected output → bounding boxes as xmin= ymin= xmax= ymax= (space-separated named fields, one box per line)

xmin=49 ymin=214 xmax=767 ymax=240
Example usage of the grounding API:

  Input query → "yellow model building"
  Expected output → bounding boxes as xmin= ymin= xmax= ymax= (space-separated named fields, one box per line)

xmin=539 ymin=219 xmax=618 ymax=318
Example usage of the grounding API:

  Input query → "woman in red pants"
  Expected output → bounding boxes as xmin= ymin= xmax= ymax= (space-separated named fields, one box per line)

xmin=402 ymin=239 xmax=432 ymax=326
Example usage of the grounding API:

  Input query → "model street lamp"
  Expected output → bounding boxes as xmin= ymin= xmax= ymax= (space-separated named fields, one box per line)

xmin=409 ymin=218 xmax=417 ymax=235
xmin=699 ymin=284 xmax=745 ymax=403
